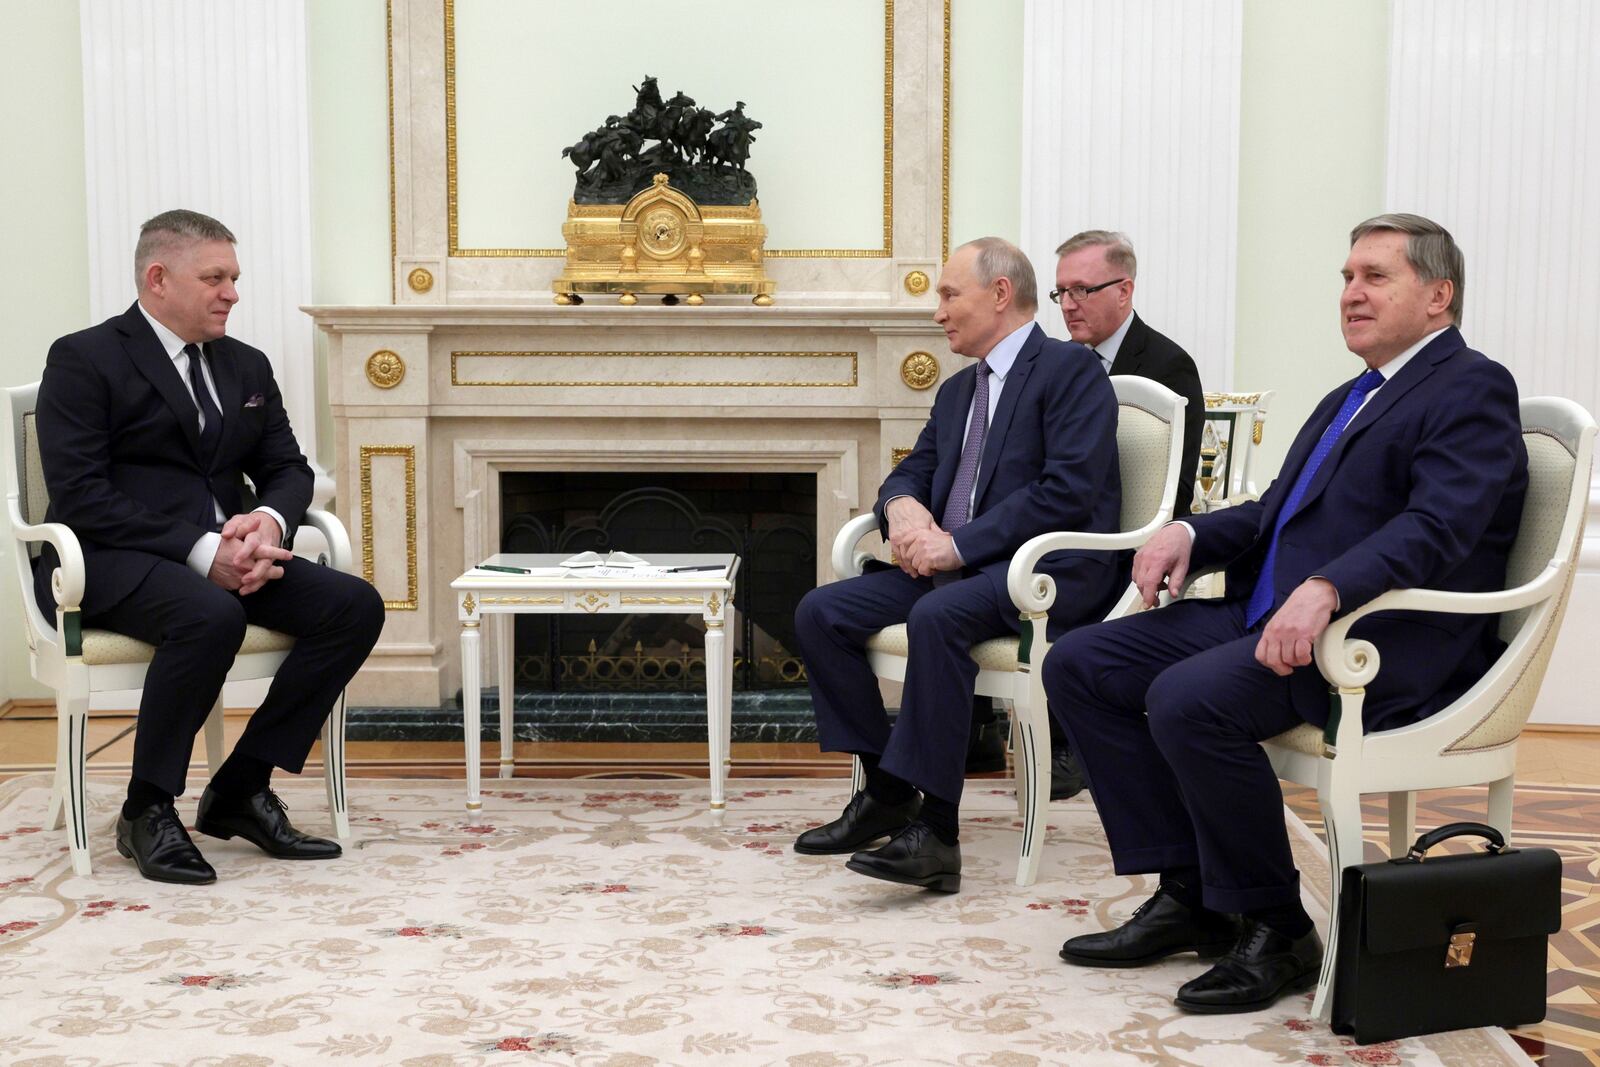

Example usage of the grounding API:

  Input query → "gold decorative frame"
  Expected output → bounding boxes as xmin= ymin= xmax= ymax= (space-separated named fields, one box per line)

xmin=359 ymin=445 xmax=419 ymax=611
xmin=891 ymin=446 xmax=913 ymax=467
xmin=450 ymin=350 xmax=859 ymax=389
xmin=430 ymin=0 xmax=945 ymax=260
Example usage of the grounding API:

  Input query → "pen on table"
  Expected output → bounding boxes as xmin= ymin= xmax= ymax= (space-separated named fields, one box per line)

xmin=477 ymin=563 xmax=531 ymax=574
xmin=667 ymin=564 xmax=726 ymax=572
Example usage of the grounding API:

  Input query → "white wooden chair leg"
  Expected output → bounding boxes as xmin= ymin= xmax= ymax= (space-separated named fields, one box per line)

xmin=849 ymin=754 xmax=864 ymax=795
xmin=203 ymin=695 xmax=226 ymax=778
xmin=47 ymin=762 xmax=66 ymax=831
xmin=1311 ymin=778 xmax=1365 ymax=1020
xmin=57 ymin=692 xmax=92 ymax=876
xmin=1487 ymin=775 xmax=1515 ymax=842
xmin=1386 ymin=790 xmax=1416 ymax=857
xmin=323 ymin=692 xmax=350 ymax=840
xmin=1013 ymin=668 xmax=1051 ymax=887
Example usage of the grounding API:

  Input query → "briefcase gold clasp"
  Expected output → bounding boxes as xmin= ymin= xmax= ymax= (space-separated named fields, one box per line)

xmin=1446 ymin=930 xmax=1476 ymax=968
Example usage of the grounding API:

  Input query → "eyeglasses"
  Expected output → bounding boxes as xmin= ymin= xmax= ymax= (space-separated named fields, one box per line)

xmin=1048 ymin=278 xmax=1127 ymax=304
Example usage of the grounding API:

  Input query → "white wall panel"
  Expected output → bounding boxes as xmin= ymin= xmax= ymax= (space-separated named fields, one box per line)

xmin=1388 ymin=0 xmax=1600 ymax=725
xmin=79 ymin=0 xmax=319 ymax=467
xmin=1021 ymin=0 xmax=1241 ymax=391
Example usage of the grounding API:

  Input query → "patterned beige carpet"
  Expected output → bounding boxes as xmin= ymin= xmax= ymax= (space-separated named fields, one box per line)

xmin=0 ymin=775 xmax=1531 ymax=1066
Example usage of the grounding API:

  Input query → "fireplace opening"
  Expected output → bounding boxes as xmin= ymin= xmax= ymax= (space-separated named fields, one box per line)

xmin=499 ymin=472 xmax=817 ymax=696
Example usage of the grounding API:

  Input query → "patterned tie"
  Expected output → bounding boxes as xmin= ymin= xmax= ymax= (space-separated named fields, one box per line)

xmin=940 ymin=361 xmax=993 ymax=533
xmin=185 ymin=343 xmax=222 ymax=467
xmin=1244 ymin=367 xmax=1385 ymax=627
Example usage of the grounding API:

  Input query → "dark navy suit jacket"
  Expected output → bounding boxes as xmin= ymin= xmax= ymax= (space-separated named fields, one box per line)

xmin=34 ymin=302 xmax=313 ymax=616
xmin=875 ymin=324 xmax=1124 ymax=632
xmin=1188 ymin=327 xmax=1527 ymax=728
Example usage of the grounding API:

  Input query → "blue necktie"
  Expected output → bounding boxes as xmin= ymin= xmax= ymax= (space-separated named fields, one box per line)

xmin=1243 ymin=367 xmax=1385 ymax=627
xmin=185 ymin=343 xmax=222 ymax=467
xmin=940 ymin=362 xmax=992 ymax=533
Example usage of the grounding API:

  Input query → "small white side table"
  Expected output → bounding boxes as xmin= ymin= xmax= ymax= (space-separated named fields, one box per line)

xmin=451 ymin=553 xmax=740 ymax=812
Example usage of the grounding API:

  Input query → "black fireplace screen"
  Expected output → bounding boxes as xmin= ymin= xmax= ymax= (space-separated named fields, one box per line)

xmin=500 ymin=473 xmax=816 ymax=691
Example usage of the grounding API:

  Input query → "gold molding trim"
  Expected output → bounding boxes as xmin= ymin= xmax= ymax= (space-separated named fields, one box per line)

xmin=942 ymin=0 xmax=951 ymax=262
xmin=480 ymin=595 xmax=564 ymax=605
xmin=903 ymin=269 xmax=930 ymax=296
xmin=407 ymin=266 xmax=435 ymax=293
xmin=366 ymin=349 xmax=406 ymax=389
xmin=461 ymin=592 xmax=476 ymax=615
xmin=359 ymin=445 xmax=419 ymax=611
xmin=708 ymin=592 xmax=722 ymax=616
xmin=441 ymin=0 xmax=903 ymax=259
xmin=573 ymin=591 xmax=612 ymax=614
xmin=619 ymin=595 xmax=705 ymax=606
xmin=1204 ymin=391 xmax=1267 ymax=408
xmin=450 ymin=350 xmax=859 ymax=389
xmin=891 ymin=446 xmax=913 ymax=467
xmin=900 ymin=350 xmax=939 ymax=390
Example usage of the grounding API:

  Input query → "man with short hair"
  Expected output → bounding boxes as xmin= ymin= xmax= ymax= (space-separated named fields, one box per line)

xmin=1042 ymin=214 xmax=1526 ymax=1013
xmin=792 ymin=237 xmax=1123 ymax=892
xmin=967 ymin=230 xmax=1208 ymax=798
xmin=35 ymin=209 xmax=385 ymax=885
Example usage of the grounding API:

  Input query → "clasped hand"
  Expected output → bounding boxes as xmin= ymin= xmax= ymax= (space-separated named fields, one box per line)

xmin=208 ymin=512 xmax=293 ymax=595
xmin=885 ymin=498 xmax=960 ymax=577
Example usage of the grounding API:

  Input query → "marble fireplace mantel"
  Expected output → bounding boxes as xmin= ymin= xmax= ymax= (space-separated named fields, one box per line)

xmin=308 ymin=303 xmax=956 ymax=707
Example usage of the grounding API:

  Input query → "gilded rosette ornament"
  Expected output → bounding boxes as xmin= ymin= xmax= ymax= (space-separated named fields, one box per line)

xmin=900 ymin=351 xmax=939 ymax=391
xmin=407 ymin=267 xmax=434 ymax=294
xmin=365 ymin=350 xmax=406 ymax=389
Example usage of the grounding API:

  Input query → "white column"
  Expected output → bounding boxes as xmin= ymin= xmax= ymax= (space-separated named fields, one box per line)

xmin=78 ymin=0 xmax=320 ymax=472
xmin=1020 ymin=0 xmax=1242 ymax=392
xmin=1387 ymin=0 xmax=1600 ymax=725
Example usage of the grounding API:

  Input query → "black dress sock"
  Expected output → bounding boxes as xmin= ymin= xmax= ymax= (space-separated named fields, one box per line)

xmin=917 ymin=792 xmax=960 ymax=846
xmin=208 ymin=752 xmax=274 ymax=800
xmin=1246 ymin=900 xmax=1315 ymax=940
xmin=857 ymin=753 xmax=916 ymax=806
xmin=1158 ymin=867 xmax=1206 ymax=911
xmin=123 ymin=777 xmax=173 ymax=820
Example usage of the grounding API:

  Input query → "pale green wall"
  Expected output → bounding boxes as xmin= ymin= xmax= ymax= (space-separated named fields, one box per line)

xmin=1235 ymin=0 xmax=1389 ymax=479
xmin=0 ymin=1 xmax=89 ymax=701
xmin=949 ymin=0 xmax=1023 ymax=249
xmin=307 ymin=0 xmax=392 ymax=472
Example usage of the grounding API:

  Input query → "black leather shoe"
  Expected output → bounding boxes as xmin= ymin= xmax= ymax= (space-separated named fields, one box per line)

xmin=1175 ymin=919 xmax=1323 ymax=1014
xmin=963 ymin=720 xmax=1007 ymax=774
xmin=794 ymin=790 xmax=920 ymax=855
xmin=845 ymin=821 xmax=961 ymax=893
xmin=116 ymin=802 xmax=217 ymax=885
xmin=1059 ymin=886 xmax=1239 ymax=966
xmin=195 ymin=787 xmax=342 ymax=860
xmin=1050 ymin=745 xmax=1087 ymax=801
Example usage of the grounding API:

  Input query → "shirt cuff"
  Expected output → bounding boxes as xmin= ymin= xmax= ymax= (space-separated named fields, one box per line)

xmin=254 ymin=506 xmax=287 ymax=545
xmin=1168 ymin=520 xmax=1197 ymax=544
xmin=1307 ymin=574 xmax=1342 ymax=612
xmin=187 ymin=531 xmax=222 ymax=576
xmin=950 ymin=531 xmax=966 ymax=566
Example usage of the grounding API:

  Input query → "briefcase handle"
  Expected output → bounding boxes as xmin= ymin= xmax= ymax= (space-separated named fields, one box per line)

xmin=1404 ymin=821 xmax=1507 ymax=862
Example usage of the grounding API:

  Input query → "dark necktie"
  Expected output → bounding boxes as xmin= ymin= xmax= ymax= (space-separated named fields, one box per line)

xmin=940 ymin=361 xmax=993 ymax=533
xmin=1243 ymin=367 xmax=1386 ymax=627
xmin=184 ymin=343 xmax=222 ymax=467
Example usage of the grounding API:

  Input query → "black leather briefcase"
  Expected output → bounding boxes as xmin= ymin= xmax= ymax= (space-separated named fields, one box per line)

xmin=1332 ymin=822 xmax=1560 ymax=1043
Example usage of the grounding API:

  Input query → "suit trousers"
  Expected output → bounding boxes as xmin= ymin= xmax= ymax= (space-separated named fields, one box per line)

xmin=1041 ymin=598 xmax=1312 ymax=913
xmin=794 ymin=566 xmax=1017 ymax=804
xmin=86 ymin=555 xmax=386 ymax=796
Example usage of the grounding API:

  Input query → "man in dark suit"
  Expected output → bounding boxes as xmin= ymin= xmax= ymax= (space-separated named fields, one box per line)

xmin=35 ymin=209 xmax=385 ymax=885
xmin=1043 ymin=214 xmax=1526 ymax=1012
xmin=792 ymin=237 xmax=1123 ymax=892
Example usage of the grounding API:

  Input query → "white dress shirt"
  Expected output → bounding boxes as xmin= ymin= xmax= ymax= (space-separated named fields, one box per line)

xmin=136 ymin=303 xmax=286 ymax=576
xmin=1090 ymin=310 xmax=1135 ymax=374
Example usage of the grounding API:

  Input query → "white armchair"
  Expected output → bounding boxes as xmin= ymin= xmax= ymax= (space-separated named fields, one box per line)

xmin=1259 ymin=395 xmax=1596 ymax=1018
xmin=830 ymin=375 xmax=1187 ymax=886
xmin=3 ymin=381 xmax=356 ymax=876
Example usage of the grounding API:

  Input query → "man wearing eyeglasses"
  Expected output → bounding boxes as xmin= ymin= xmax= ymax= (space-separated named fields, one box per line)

xmin=967 ymin=231 xmax=1206 ymax=800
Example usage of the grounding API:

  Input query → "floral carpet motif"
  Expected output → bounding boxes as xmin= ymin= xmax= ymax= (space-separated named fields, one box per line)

xmin=0 ymin=775 xmax=1531 ymax=1066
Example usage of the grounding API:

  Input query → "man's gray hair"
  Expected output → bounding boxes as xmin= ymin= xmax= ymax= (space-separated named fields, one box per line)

xmin=134 ymin=209 xmax=236 ymax=291
xmin=1054 ymin=230 xmax=1138 ymax=281
xmin=956 ymin=236 xmax=1039 ymax=312
xmin=1349 ymin=212 xmax=1464 ymax=323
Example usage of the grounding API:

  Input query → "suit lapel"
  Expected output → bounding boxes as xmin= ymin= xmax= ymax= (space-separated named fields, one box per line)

xmin=972 ymin=326 xmax=1041 ymax=509
xmin=1107 ymin=313 xmax=1147 ymax=376
xmin=207 ymin=339 xmax=243 ymax=465
xmin=118 ymin=304 xmax=203 ymax=458
xmin=1290 ymin=329 xmax=1461 ymax=518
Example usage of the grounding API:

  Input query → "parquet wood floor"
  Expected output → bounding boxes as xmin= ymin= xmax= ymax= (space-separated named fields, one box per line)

xmin=2 ymin=701 xmax=1595 ymax=1059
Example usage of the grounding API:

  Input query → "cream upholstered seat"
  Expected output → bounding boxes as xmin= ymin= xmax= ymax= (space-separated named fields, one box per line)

xmin=3 ymin=381 xmax=357 ymax=876
xmin=1256 ymin=396 xmax=1595 ymax=1019
xmin=831 ymin=374 xmax=1188 ymax=886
